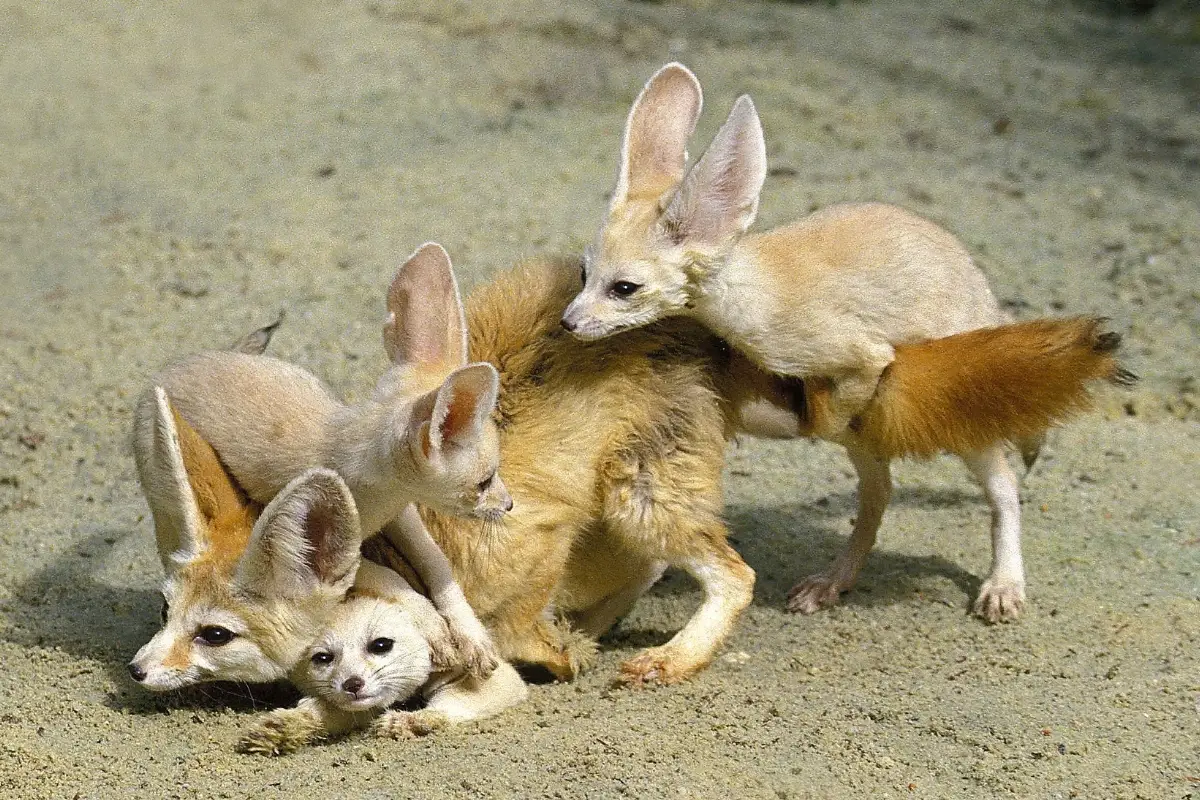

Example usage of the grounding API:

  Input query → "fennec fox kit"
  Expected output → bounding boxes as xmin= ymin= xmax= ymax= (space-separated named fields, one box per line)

xmin=239 ymin=554 xmax=527 ymax=756
xmin=138 ymin=243 xmax=509 ymax=673
xmin=562 ymin=63 xmax=1134 ymax=622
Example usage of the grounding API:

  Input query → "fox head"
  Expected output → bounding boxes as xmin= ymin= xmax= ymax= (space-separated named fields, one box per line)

xmin=374 ymin=242 xmax=512 ymax=521
xmin=297 ymin=592 xmax=433 ymax=713
xmin=561 ymin=63 xmax=767 ymax=340
xmin=129 ymin=388 xmax=361 ymax=691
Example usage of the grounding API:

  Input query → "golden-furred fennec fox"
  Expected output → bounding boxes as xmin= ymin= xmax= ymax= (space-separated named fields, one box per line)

xmin=562 ymin=63 xmax=1135 ymax=622
xmin=137 ymin=243 xmax=511 ymax=676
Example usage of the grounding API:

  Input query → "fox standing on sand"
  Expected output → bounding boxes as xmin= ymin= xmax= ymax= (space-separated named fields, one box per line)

xmin=562 ymin=63 xmax=1134 ymax=623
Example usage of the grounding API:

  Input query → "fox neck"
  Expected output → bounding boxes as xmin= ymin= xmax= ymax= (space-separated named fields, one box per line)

xmin=324 ymin=397 xmax=418 ymax=537
xmin=687 ymin=240 xmax=780 ymax=365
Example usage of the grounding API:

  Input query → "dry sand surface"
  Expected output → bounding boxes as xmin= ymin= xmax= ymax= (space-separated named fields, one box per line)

xmin=1 ymin=1 xmax=1197 ymax=797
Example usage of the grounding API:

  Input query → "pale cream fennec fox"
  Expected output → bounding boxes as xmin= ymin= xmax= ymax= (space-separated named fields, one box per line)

xmin=130 ymin=390 xmax=526 ymax=746
xmin=238 ymin=552 xmax=527 ymax=756
xmin=562 ymin=63 xmax=1134 ymax=622
xmin=138 ymin=243 xmax=510 ymax=674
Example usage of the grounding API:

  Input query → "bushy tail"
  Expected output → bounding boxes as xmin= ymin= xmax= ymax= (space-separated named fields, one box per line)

xmin=850 ymin=317 xmax=1136 ymax=459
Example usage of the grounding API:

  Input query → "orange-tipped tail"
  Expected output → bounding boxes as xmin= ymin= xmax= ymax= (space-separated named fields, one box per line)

xmin=842 ymin=317 xmax=1136 ymax=459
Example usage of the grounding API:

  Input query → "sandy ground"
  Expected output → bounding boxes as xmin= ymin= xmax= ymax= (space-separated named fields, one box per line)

xmin=1 ymin=1 xmax=1197 ymax=797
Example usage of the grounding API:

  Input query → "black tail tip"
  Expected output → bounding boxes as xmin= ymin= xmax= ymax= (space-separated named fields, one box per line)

xmin=1093 ymin=329 xmax=1122 ymax=354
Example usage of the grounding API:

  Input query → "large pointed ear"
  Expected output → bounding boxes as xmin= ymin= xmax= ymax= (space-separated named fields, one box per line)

xmin=415 ymin=362 xmax=500 ymax=458
xmin=234 ymin=468 xmax=361 ymax=599
xmin=614 ymin=62 xmax=703 ymax=206
xmin=382 ymin=242 xmax=468 ymax=371
xmin=663 ymin=94 xmax=766 ymax=245
xmin=133 ymin=387 xmax=205 ymax=572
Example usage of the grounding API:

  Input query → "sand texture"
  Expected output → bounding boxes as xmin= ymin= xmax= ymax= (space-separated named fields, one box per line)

xmin=1 ymin=1 xmax=1197 ymax=797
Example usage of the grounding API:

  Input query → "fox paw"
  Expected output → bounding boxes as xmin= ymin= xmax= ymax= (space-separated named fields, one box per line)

xmin=973 ymin=577 xmax=1025 ymax=623
xmin=446 ymin=620 xmax=500 ymax=680
xmin=236 ymin=712 xmax=321 ymax=756
xmin=785 ymin=573 xmax=848 ymax=614
xmin=559 ymin=624 xmax=600 ymax=678
xmin=618 ymin=646 xmax=699 ymax=687
xmin=371 ymin=709 xmax=449 ymax=740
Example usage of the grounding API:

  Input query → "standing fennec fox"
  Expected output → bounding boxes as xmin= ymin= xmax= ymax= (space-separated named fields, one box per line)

xmin=138 ymin=243 xmax=510 ymax=674
xmin=563 ymin=63 xmax=1135 ymax=622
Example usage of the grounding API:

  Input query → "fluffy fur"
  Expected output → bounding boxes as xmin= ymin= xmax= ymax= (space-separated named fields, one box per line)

xmin=422 ymin=254 xmax=753 ymax=685
xmin=563 ymin=62 xmax=1136 ymax=623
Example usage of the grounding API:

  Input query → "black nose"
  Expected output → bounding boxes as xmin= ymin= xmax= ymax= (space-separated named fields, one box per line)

xmin=128 ymin=663 xmax=147 ymax=682
xmin=342 ymin=675 xmax=365 ymax=696
xmin=504 ymin=496 xmax=514 ymax=512
xmin=560 ymin=317 xmax=576 ymax=332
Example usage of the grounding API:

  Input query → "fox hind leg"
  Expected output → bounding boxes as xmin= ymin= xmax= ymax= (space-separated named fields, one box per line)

xmin=963 ymin=445 xmax=1026 ymax=623
xmin=787 ymin=441 xmax=891 ymax=614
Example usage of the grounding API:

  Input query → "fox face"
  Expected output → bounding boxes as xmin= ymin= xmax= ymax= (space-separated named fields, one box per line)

xmin=398 ymin=363 xmax=512 ymax=522
xmin=129 ymin=388 xmax=362 ymax=691
xmin=561 ymin=63 xmax=766 ymax=341
xmin=373 ymin=243 xmax=513 ymax=523
xmin=298 ymin=594 xmax=432 ymax=713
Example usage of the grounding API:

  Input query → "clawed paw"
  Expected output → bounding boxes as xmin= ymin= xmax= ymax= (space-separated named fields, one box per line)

xmin=237 ymin=715 xmax=314 ymax=757
xmin=447 ymin=622 xmax=500 ymax=680
xmin=785 ymin=573 xmax=848 ymax=614
xmin=618 ymin=647 xmax=696 ymax=687
xmin=973 ymin=578 xmax=1025 ymax=623
xmin=371 ymin=709 xmax=448 ymax=740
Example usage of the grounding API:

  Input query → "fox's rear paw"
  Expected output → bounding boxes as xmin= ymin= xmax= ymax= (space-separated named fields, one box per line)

xmin=973 ymin=578 xmax=1025 ymax=623
xmin=236 ymin=711 xmax=321 ymax=756
xmin=786 ymin=573 xmax=848 ymax=614
xmin=618 ymin=646 xmax=700 ymax=687
xmin=371 ymin=709 xmax=449 ymax=740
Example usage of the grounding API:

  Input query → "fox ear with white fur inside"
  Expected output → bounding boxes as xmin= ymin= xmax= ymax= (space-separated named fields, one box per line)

xmin=134 ymin=386 xmax=204 ymax=572
xmin=663 ymin=94 xmax=767 ymax=245
xmin=235 ymin=468 xmax=362 ymax=599
xmin=413 ymin=362 xmax=500 ymax=460
xmin=614 ymin=62 xmax=704 ymax=207
xmin=383 ymin=242 xmax=468 ymax=372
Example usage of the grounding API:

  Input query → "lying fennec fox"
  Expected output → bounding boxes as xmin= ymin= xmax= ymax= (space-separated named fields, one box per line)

xmin=136 ymin=243 xmax=511 ymax=676
xmin=562 ymin=63 xmax=1135 ymax=622
xmin=131 ymin=390 xmax=525 ymax=748
xmin=239 ymin=541 xmax=527 ymax=756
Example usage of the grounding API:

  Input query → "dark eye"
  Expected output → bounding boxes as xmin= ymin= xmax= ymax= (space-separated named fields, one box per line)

xmin=160 ymin=599 xmax=170 ymax=624
xmin=310 ymin=651 xmax=333 ymax=666
xmin=580 ymin=263 xmax=587 ymax=286
xmin=368 ymin=637 xmax=394 ymax=655
xmin=477 ymin=471 xmax=496 ymax=493
xmin=196 ymin=626 xmax=235 ymax=646
xmin=611 ymin=281 xmax=641 ymax=298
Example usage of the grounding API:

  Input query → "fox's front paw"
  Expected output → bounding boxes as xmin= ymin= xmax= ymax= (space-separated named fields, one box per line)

xmin=618 ymin=645 xmax=700 ymax=687
xmin=236 ymin=710 xmax=322 ymax=756
xmin=785 ymin=572 xmax=848 ymax=614
xmin=447 ymin=619 xmax=500 ymax=680
xmin=973 ymin=577 xmax=1025 ymax=623
xmin=371 ymin=709 xmax=448 ymax=740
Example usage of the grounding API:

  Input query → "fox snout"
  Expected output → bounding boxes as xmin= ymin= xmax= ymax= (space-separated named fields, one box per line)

xmin=560 ymin=299 xmax=617 ymax=341
xmin=477 ymin=473 xmax=514 ymax=520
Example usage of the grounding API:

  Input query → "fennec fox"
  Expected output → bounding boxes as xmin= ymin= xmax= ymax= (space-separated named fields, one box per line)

xmin=239 ymin=553 xmax=527 ymax=756
xmin=562 ymin=63 xmax=1134 ymax=622
xmin=131 ymin=387 xmax=526 ymax=744
xmin=138 ymin=243 xmax=509 ymax=673
xmin=411 ymin=251 xmax=752 ymax=685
